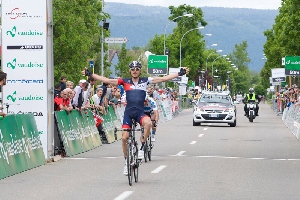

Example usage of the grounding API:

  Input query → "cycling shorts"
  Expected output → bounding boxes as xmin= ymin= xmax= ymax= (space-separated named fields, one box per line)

xmin=144 ymin=110 xmax=154 ymax=117
xmin=122 ymin=107 xmax=149 ymax=129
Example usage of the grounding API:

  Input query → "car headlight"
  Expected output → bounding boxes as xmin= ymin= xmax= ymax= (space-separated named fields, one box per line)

xmin=195 ymin=107 xmax=204 ymax=112
xmin=225 ymin=108 xmax=234 ymax=113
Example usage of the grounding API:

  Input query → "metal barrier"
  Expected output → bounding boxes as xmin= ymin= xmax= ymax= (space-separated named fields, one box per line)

xmin=281 ymin=104 xmax=300 ymax=140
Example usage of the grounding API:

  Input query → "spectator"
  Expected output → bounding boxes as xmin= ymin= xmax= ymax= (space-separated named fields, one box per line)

xmin=54 ymin=83 xmax=62 ymax=98
xmin=152 ymin=86 xmax=160 ymax=100
xmin=0 ymin=71 xmax=7 ymax=118
xmin=66 ymin=81 xmax=74 ymax=89
xmin=118 ymin=85 xmax=125 ymax=97
xmin=91 ymin=88 xmax=105 ymax=114
xmin=60 ymin=76 xmax=67 ymax=91
xmin=72 ymin=79 xmax=87 ymax=110
xmin=109 ymin=88 xmax=121 ymax=107
xmin=56 ymin=89 xmax=73 ymax=112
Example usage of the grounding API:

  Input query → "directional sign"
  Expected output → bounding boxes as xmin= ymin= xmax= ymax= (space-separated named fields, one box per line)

xmin=89 ymin=60 xmax=94 ymax=68
xmin=271 ymin=68 xmax=285 ymax=82
xmin=285 ymin=56 xmax=300 ymax=75
xmin=169 ymin=68 xmax=181 ymax=82
xmin=104 ymin=37 xmax=128 ymax=43
xmin=148 ymin=55 xmax=168 ymax=75
xmin=272 ymin=77 xmax=286 ymax=82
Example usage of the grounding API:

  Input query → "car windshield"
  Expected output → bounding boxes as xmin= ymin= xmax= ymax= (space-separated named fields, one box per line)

xmin=199 ymin=94 xmax=231 ymax=104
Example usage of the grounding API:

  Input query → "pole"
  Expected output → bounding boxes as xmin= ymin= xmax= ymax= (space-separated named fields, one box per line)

xmin=180 ymin=27 xmax=203 ymax=67
xmin=47 ymin=0 xmax=54 ymax=159
xmin=164 ymin=14 xmax=194 ymax=56
xmin=101 ymin=0 xmax=104 ymax=77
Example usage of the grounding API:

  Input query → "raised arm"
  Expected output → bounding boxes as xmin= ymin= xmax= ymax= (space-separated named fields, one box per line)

xmin=82 ymin=68 xmax=118 ymax=86
xmin=92 ymin=74 xmax=118 ymax=85
xmin=151 ymin=67 xmax=189 ymax=84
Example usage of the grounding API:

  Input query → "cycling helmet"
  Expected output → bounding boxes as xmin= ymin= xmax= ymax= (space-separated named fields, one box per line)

xmin=249 ymin=88 xmax=254 ymax=94
xmin=129 ymin=61 xmax=142 ymax=69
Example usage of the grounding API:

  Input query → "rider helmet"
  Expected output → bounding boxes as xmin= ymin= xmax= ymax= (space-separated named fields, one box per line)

xmin=128 ymin=61 xmax=142 ymax=69
xmin=249 ymin=88 xmax=254 ymax=94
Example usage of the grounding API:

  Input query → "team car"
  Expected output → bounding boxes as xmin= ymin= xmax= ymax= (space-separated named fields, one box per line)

xmin=192 ymin=91 xmax=237 ymax=127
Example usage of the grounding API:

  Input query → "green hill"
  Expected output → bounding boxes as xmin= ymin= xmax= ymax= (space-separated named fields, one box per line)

xmin=105 ymin=2 xmax=278 ymax=72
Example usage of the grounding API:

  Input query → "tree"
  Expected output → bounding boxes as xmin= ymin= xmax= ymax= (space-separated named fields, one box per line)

xmin=147 ymin=4 xmax=207 ymax=82
xmin=228 ymin=41 xmax=251 ymax=94
xmin=53 ymin=0 xmax=109 ymax=83
xmin=115 ymin=43 xmax=133 ymax=78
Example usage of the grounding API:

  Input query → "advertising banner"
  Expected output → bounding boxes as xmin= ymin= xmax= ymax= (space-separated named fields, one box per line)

xmin=271 ymin=68 xmax=286 ymax=82
xmin=2 ymin=0 xmax=48 ymax=157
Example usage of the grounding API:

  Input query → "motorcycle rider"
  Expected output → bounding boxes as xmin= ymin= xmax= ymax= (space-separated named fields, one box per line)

xmin=243 ymin=88 xmax=260 ymax=116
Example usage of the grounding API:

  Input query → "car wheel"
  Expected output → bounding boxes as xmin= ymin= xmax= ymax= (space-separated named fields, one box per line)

xmin=229 ymin=119 xmax=236 ymax=127
xmin=193 ymin=119 xmax=200 ymax=126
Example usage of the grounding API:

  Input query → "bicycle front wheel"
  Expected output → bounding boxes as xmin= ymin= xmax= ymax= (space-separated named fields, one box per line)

xmin=133 ymin=144 xmax=139 ymax=183
xmin=127 ymin=143 xmax=133 ymax=186
xmin=148 ymin=136 xmax=152 ymax=161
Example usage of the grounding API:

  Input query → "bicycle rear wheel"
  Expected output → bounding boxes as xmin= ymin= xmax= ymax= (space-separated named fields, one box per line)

xmin=127 ymin=143 xmax=133 ymax=186
xmin=144 ymin=140 xmax=148 ymax=163
xmin=148 ymin=136 xmax=152 ymax=161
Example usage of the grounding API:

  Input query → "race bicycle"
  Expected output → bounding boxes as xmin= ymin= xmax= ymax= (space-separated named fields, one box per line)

xmin=117 ymin=119 xmax=142 ymax=186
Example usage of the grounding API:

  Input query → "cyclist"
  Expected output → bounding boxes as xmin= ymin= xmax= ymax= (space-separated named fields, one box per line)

xmin=83 ymin=61 xmax=189 ymax=175
xmin=144 ymin=94 xmax=159 ymax=142
xmin=243 ymin=88 xmax=260 ymax=116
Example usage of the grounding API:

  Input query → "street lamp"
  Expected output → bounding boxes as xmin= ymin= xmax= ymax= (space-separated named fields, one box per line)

xmin=205 ymin=49 xmax=222 ymax=90
xmin=164 ymin=13 xmax=193 ymax=55
xmin=180 ymin=26 xmax=204 ymax=67
xmin=212 ymin=54 xmax=227 ymax=78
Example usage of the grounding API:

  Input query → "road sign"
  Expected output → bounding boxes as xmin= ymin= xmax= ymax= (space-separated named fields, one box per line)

xmin=147 ymin=55 xmax=168 ymax=75
xmin=284 ymin=56 xmax=300 ymax=75
xmin=104 ymin=37 xmax=128 ymax=43
xmin=89 ymin=60 xmax=94 ymax=68
xmin=169 ymin=68 xmax=181 ymax=82
xmin=271 ymin=68 xmax=285 ymax=82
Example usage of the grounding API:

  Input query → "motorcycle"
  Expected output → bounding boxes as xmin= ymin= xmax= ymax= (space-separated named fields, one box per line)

xmin=246 ymin=100 xmax=258 ymax=122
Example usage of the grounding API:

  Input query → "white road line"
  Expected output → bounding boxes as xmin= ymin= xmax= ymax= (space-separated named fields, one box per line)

xmin=114 ymin=191 xmax=134 ymax=200
xmin=104 ymin=157 xmax=118 ymax=159
xmin=64 ymin=158 xmax=91 ymax=160
xmin=248 ymin=158 xmax=266 ymax=160
xmin=190 ymin=141 xmax=197 ymax=144
xmin=151 ymin=165 xmax=167 ymax=174
xmin=176 ymin=151 xmax=186 ymax=156
xmin=273 ymin=159 xmax=287 ymax=161
xmin=198 ymin=134 xmax=204 ymax=137
xmin=223 ymin=156 xmax=241 ymax=159
xmin=203 ymin=128 xmax=208 ymax=131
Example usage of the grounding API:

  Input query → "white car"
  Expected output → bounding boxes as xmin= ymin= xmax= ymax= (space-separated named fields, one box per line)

xmin=193 ymin=91 xmax=237 ymax=127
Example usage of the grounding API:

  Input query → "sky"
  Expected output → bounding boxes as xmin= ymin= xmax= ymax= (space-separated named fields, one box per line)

xmin=105 ymin=0 xmax=282 ymax=10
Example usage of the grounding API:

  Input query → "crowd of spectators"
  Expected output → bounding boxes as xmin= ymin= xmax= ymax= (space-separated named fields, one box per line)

xmin=276 ymin=84 xmax=300 ymax=112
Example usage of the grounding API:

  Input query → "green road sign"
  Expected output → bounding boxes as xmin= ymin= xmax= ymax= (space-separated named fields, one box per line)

xmin=147 ymin=55 xmax=168 ymax=75
xmin=285 ymin=56 xmax=300 ymax=75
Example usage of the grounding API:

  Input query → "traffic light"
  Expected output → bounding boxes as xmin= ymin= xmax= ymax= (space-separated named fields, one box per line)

xmin=103 ymin=20 xmax=109 ymax=30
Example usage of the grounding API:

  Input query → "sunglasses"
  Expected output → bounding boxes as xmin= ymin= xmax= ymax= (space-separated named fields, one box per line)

xmin=130 ymin=68 xmax=140 ymax=71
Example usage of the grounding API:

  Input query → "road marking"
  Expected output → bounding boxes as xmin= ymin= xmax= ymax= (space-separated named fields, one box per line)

xmin=248 ymin=158 xmax=266 ymax=160
xmin=114 ymin=191 xmax=134 ymax=200
xmin=223 ymin=156 xmax=241 ymax=159
xmin=175 ymin=151 xmax=186 ymax=156
xmin=190 ymin=141 xmax=197 ymax=144
xmin=203 ymin=128 xmax=208 ymax=131
xmin=198 ymin=134 xmax=204 ymax=137
xmin=64 ymin=158 xmax=91 ymax=160
xmin=151 ymin=165 xmax=167 ymax=173
xmin=104 ymin=157 xmax=118 ymax=159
